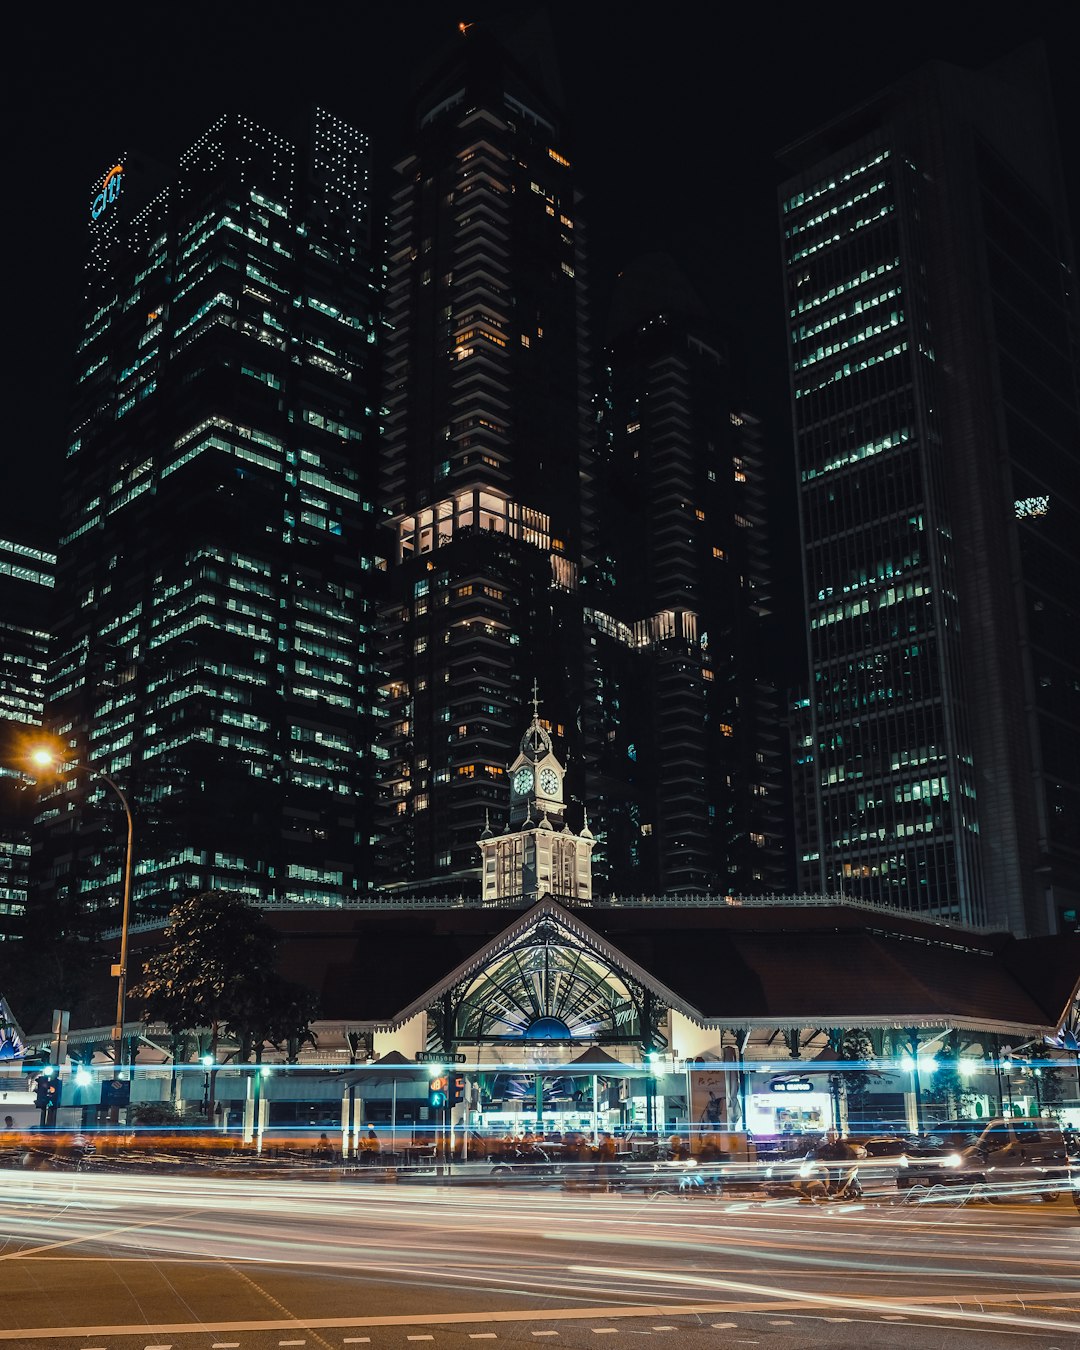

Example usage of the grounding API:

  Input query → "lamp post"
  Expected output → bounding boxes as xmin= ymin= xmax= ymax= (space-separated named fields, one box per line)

xmin=30 ymin=748 xmax=135 ymax=1077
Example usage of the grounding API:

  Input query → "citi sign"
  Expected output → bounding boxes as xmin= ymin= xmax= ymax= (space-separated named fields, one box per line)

xmin=91 ymin=164 xmax=124 ymax=221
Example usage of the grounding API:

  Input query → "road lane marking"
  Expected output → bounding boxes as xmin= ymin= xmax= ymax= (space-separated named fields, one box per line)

xmin=469 ymin=1336 xmax=498 ymax=1341
xmin=407 ymin=1339 xmax=435 ymax=1343
xmin=532 ymin=1334 xmax=559 ymax=1338
xmin=279 ymin=1343 xmax=306 ymax=1347
xmin=591 ymin=1333 xmax=618 ymax=1337
xmin=213 ymin=1344 xmax=240 ymax=1348
xmin=711 ymin=1325 xmax=739 ymax=1330
xmin=3 ymin=1290 xmax=1079 ymax=1342
xmin=342 ymin=1342 xmax=370 ymax=1345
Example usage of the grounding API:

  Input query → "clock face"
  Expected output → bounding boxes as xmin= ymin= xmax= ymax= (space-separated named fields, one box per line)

xmin=513 ymin=766 xmax=534 ymax=795
xmin=539 ymin=767 xmax=560 ymax=797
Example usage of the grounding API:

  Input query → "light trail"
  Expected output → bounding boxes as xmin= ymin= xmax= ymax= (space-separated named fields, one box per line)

xmin=1 ymin=1169 xmax=1077 ymax=1345
xmin=568 ymin=1263 xmax=1080 ymax=1336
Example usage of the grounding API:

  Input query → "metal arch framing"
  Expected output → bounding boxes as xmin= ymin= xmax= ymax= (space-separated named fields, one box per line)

xmin=429 ymin=914 xmax=658 ymax=1047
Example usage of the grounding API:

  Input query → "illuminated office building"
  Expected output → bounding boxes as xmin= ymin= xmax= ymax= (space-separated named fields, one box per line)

xmin=780 ymin=46 xmax=1080 ymax=933
xmin=42 ymin=109 xmax=382 ymax=923
xmin=0 ymin=538 xmax=54 ymax=936
xmin=377 ymin=20 xmax=591 ymax=891
xmin=585 ymin=259 xmax=785 ymax=895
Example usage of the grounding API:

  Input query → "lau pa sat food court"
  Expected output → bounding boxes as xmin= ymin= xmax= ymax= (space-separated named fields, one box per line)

xmin=5 ymin=719 xmax=1079 ymax=1158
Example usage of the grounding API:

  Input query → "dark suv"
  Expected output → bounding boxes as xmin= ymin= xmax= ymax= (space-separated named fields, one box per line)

xmin=899 ymin=1117 xmax=1078 ymax=1205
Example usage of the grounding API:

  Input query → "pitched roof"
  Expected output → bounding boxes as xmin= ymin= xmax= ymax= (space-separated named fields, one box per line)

xmin=264 ymin=900 xmax=1078 ymax=1034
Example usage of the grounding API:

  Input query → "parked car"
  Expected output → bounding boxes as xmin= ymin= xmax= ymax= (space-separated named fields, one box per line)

xmin=899 ymin=1117 xmax=1077 ymax=1204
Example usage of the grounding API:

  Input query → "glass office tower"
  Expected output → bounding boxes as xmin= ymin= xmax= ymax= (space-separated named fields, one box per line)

xmin=781 ymin=46 xmax=1080 ymax=933
xmin=0 ymin=538 xmax=54 ymax=936
xmin=42 ymin=110 xmax=382 ymax=925
xmin=377 ymin=20 xmax=591 ymax=892
xmin=586 ymin=258 xmax=785 ymax=896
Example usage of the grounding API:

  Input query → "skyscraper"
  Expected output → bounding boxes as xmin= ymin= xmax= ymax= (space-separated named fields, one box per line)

xmin=780 ymin=45 xmax=1080 ymax=934
xmin=377 ymin=20 xmax=591 ymax=892
xmin=41 ymin=109 xmax=382 ymax=925
xmin=0 ymin=537 xmax=54 ymax=937
xmin=585 ymin=258 xmax=785 ymax=895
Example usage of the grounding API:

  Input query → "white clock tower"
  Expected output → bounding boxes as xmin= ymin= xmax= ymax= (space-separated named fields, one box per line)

xmin=479 ymin=683 xmax=594 ymax=904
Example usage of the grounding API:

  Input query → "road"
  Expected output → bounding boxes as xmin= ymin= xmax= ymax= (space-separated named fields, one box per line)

xmin=1 ymin=1170 xmax=1078 ymax=1349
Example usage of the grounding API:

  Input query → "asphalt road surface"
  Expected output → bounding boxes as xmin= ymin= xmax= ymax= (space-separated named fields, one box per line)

xmin=1 ymin=1170 xmax=1078 ymax=1349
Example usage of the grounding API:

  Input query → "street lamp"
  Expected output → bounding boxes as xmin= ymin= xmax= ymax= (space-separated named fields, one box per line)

xmin=30 ymin=746 xmax=135 ymax=1078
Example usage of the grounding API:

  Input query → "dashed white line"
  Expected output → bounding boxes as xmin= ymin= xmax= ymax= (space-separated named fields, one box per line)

xmin=469 ymin=1337 xmax=498 ymax=1342
xmin=592 ymin=1332 xmax=618 ymax=1337
xmin=145 ymin=1344 xmax=172 ymax=1349
xmin=652 ymin=1331 xmax=677 ymax=1334
xmin=407 ymin=1340 xmax=435 ymax=1344
xmin=213 ymin=1345 xmax=241 ymax=1349
xmin=532 ymin=1335 xmax=559 ymax=1339
xmin=279 ymin=1342 xmax=306 ymax=1347
xmin=769 ymin=1320 xmax=795 ymax=1325
xmin=711 ymin=1325 xmax=739 ymax=1330
xmin=342 ymin=1341 xmax=371 ymax=1345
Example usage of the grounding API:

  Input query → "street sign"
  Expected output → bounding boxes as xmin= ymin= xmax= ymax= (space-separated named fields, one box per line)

xmin=51 ymin=1009 xmax=70 ymax=1067
xmin=771 ymin=1078 xmax=813 ymax=1093
xmin=415 ymin=1052 xmax=466 ymax=1063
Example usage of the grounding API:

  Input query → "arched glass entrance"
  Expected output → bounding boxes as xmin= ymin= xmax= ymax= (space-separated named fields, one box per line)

xmin=452 ymin=918 xmax=642 ymax=1044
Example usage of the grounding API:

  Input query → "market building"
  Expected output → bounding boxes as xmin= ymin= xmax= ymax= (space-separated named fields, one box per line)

xmin=9 ymin=718 xmax=1080 ymax=1145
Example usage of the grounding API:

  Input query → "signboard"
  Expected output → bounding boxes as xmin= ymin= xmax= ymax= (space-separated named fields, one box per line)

xmin=770 ymin=1078 xmax=813 ymax=1093
xmin=690 ymin=1066 xmax=727 ymax=1128
xmin=415 ymin=1052 xmax=466 ymax=1064
xmin=100 ymin=1079 xmax=130 ymax=1108
xmin=91 ymin=163 xmax=124 ymax=221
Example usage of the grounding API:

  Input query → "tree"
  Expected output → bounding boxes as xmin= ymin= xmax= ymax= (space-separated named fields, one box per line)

xmin=838 ymin=1029 xmax=886 ymax=1124
xmin=129 ymin=891 xmax=317 ymax=1118
xmin=929 ymin=1039 xmax=964 ymax=1118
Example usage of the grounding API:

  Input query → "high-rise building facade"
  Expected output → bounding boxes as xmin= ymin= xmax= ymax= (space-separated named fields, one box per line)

xmin=585 ymin=259 xmax=786 ymax=896
xmin=377 ymin=22 xmax=591 ymax=892
xmin=0 ymin=537 xmax=54 ymax=936
xmin=781 ymin=46 xmax=1080 ymax=934
xmin=41 ymin=109 xmax=382 ymax=925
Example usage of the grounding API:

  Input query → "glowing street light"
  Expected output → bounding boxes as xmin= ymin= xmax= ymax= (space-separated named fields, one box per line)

xmin=29 ymin=744 xmax=135 ymax=1080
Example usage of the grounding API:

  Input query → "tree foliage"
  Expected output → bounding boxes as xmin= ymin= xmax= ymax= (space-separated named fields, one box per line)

xmin=129 ymin=891 xmax=316 ymax=1061
xmin=838 ymin=1029 xmax=885 ymax=1114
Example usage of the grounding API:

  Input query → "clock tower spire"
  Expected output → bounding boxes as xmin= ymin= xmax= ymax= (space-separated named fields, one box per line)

xmin=478 ymin=688 xmax=594 ymax=904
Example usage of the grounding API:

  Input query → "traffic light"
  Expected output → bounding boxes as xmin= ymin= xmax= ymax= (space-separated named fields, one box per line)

xmin=35 ymin=1075 xmax=60 ymax=1111
xmin=450 ymin=1074 xmax=466 ymax=1106
xmin=428 ymin=1075 xmax=448 ymax=1109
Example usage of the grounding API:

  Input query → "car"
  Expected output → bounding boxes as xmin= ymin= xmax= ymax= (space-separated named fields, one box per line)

xmin=899 ymin=1117 xmax=1077 ymax=1204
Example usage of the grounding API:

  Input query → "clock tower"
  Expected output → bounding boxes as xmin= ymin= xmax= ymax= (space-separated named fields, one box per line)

xmin=479 ymin=684 xmax=594 ymax=904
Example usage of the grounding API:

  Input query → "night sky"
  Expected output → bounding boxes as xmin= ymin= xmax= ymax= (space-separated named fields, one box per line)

xmin=6 ymin=0 xmax=1078 ymax=678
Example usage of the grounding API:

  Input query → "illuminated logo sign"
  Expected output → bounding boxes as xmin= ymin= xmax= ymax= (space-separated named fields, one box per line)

xmin=770 ymin=1078 xmax=813 ymax=1093
xmin=91 ymin=163 xmax=124 ymax=221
